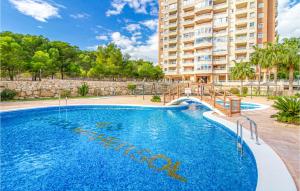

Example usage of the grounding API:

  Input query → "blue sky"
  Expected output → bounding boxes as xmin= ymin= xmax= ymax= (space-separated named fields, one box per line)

xmin=1 ymin=0 xmax=300 ymax=63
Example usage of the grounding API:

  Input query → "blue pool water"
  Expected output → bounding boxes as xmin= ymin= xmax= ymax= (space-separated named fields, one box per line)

xmin=216 ymin=100 xmax=261 ymax=110
xmin=1 ymin=104 xmax=257 ymax=191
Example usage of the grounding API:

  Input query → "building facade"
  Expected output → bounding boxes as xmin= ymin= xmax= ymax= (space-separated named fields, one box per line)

xmin=158 ymin=0 xmax=277 ymax=83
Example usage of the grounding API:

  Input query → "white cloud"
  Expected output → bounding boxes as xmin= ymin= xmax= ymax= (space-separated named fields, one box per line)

xmin=70 ymin=13 xmax=89 ymax=19
xmin=96 ymin=35 xmax=108 ymax=41
xmin=110 ymin=31 xmax=158 ymax=63
xmin=106 ymin=1 xmax=126 ymax=16
xmin=278 ymin=0 xmax=300 ymax=39
xmin=140 ymin=19 xmax=158 ymax=30
xmin=9 ymin=0 xmax=61 ymax=22
xmin=106 ymin=0 xmax=157 ymax=16
xmin=125 ymin=23 xmax=141 ymax=32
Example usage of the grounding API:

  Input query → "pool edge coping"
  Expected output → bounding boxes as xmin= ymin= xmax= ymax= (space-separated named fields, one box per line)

xmin=203 ymin=111 xmax=297 ymax=191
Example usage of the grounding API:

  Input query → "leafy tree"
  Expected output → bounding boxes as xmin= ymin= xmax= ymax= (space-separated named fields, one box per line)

xmin=230 ymin=61 xmax=255 ymax=95
xmin=250 ymin=46 xmax=265 ymax=95
xmin=31 ymin=50 xmax=50 ymax=81
xmin=281 ymin=38 xmax=300 ymax=95
xmin=0 ymin=31 xmax=164 ymax=81
xmin=47 ymin=48 xmax=59 ymax=79
xmin=78 ymin=52 xmax=94 ymax=78
xmin=0 ymin=36 xmax=24 ymax=80
xmin=49 ymin=41 xmax=79 ymax=79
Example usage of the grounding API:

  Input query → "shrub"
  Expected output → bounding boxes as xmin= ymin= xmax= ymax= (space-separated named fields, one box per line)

xmin=151 ymin=95 xmax=161 ymax=102
xmin=127 ymin=84 xmax=137 ymax=95
xmin=295 ymin=92 xmax=300 ymax=98
xmin=1 ymin=89 xmax=17 ymax=101
xmin=272 ymin=97 xmax=300 ymax=125
xmin=229 ymin=87 xmax=239 ymax=95
xmin=60 ymin=89 xmax=71 ymax=97
xmin=78 ymin=83 xmax=89 ymax=96
xmin=242 ymin=87 xmax=248 ymax=95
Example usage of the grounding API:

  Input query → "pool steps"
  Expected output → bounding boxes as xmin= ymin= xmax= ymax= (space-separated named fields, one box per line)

xmin=236 ymin=115 xmax=260 ymax=156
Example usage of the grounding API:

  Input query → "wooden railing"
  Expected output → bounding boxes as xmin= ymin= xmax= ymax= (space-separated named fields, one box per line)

xmin=163 ymin=83 xmax=241 ymax=116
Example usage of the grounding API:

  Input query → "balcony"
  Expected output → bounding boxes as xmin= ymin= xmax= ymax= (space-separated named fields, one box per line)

xmin=195 ymin=5 xmax=213 ymax=14
xmin=182 ymin=11 xmax=194 ymax=18
xmin=181 ymin=62 xmax=195 ymax=67
xmin=182 ymin=19 xmax=194 ymax=27
xmin=168 ymin=6 xmax=177 ymax=13
xmin=181 ymin=53 xmax=194 ymax=59
xmin=168 ymin=22 xmax=177 ymax=29
xmin=236 ymin=8 xmax=248 ymax=15
xmin=213 ymin=21 xmax=228 ymax=29
xmin=235 ymin=47 xmax=247 ymax=53
xmin=168 ymin=13 xmax=177 ymax=21
xmin=168 ymin=30 xmax=177 ymax=36
xmin=168 ymin=38 xmax=177 ymax=43
xmin=195 ymin=68 xmax=213 ymax=73
xmin=168 ymin=45 xmax=177 ymax=51
xmin=195 ymin=50 xmax=212 ymax=55
xmin=168 ymin=54 xmax=177 ymax=59
xmin=182 ymin=36 xmax=194 ymax=42
xmin=195 ymin=13 xmax=213 ymax=24
xmin=181 ymin=69 xmax=195 ymax=74
xmin=213 ymin=50 xmax=228 ymax=56
xmin=213 ymin=3 xmax=228 ymax=11
xmin=182 ymin=45 xmax=194 ymax=50
xmin=236 ymin=0 xmax=248 ymax=5
xmin=235 ymin=57 xmax=247 ymax=62
xmin=166 ymin=70 xmax=178 ymax=75
xmin=182 ymin=1 xmax=195 ymax=10
xmin=195 ymin=41 xmax=213 ymax=48
xmin=235 ymin=27 xmax=247 ymax=34
xmin=213 ymin=68 xmax=227 ymax=74
xmin=213 ymin=59 xmax=227 ymax=65
xmin=235 ymin=36 xmax=248 ymax=44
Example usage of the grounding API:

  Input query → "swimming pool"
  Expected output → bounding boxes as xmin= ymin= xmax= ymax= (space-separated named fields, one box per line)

xmin=215 ymin=100 xmax=262 ymax=110
xmin=1 ymin=104 xmax=258 ymax=191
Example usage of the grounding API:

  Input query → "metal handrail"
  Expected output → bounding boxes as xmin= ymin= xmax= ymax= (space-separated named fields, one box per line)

xmin=237 ymin=115 xmax=260 ymax=145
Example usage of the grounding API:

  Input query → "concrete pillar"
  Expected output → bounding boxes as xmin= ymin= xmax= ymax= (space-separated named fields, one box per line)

xmin=226 ymin=74 xmax=228 ymax=82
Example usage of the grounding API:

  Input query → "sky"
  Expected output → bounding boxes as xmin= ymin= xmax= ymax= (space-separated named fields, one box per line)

xmin=1 ymin=0 xmax=300 ymax=63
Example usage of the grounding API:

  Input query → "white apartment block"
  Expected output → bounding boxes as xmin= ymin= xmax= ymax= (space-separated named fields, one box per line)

xmin=158 ymin=0 xmax=277 ymax=83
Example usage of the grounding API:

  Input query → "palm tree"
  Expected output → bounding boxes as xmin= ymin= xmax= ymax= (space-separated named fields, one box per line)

xmin=230 ymin=61 xmax=255 ymax=95
xmin=281 ymin=38 xmax=300 ymax=95
xmin=250 ymin=46 xmax=266 ymax=95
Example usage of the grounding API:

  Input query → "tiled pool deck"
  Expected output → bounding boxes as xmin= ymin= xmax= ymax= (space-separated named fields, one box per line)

xmin=1 ymin=96 xmax=299 ymax=190
xmin=215 ymin=97 xmax=300 ymax=190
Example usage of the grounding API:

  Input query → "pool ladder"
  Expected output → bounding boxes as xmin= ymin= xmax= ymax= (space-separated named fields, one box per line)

xmin=236 ymin=115 xmax=260 ymax=156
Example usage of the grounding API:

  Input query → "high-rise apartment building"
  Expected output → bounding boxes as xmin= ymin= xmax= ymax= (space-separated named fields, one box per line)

xmin=158 ymin=0 xmax=277 ymax=83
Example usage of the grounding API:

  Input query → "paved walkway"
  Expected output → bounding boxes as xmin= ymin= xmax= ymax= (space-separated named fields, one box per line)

xmin=0 ymin=95 xmax=162 ymax=111
xmin=214 ymin=97 xmax=300 ymax=190
xmin=1 ymin=96 xmax=299 ymax=189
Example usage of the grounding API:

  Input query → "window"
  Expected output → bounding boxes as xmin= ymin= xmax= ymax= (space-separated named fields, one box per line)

xmin=250 ymin=12 xmax=255 ymax=18
xmin=258 ymin=23 xmax=263 ymax=29
xmin=249 ymin=22 xmax=255 ymax=28
xmin=258 ymin=13 xmax=264 ymax=18
xmin=258 ymin=33 xmax=263 ymax=39
xmin=249 ymin=33 xmax=255 ymax=38
xmin=249 ymin=43 xmax=255 ymax=47
xmin=250 ymin=2 xmax=255 ymax=8
xmin=258 ymin=3 xmax=264 ymax=8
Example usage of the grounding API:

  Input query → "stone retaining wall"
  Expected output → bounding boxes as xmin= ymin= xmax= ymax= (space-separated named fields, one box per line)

xmin=0 ymin=80 xmax=171 ymax=99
